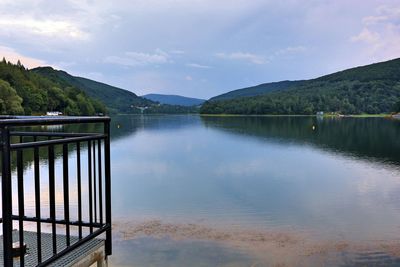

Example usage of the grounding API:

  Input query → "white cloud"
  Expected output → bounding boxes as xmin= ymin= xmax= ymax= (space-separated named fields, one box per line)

xmin=0 ymin=46 xmax=45 ymax=68
xmin=186 ymin=63 xmax=212 ymax=69
xmin=351 ymin=28 xmax=380 ymax=43
xmin=105 ymin=49 xmax=170 ymax=67
xmin=275 ymin=46 xmax=306 ymax=56
xmin=216 ymin=52 xmax=267 ymax=64
xmin=351 ymin=5 xmax=400 ymax=60
xmin=0 ymin=16 xmax=89 ymax=40
xmin=362 ymin=15 xmax=388 ymax=25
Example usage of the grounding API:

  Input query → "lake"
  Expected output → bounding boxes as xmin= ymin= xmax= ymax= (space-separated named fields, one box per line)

xmin=108 ymin=115 xmax=400 ymax=266
xmin=13 ymin=115 xmax=400 ymax=266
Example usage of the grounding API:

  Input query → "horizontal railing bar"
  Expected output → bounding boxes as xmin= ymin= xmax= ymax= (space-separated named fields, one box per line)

xmin=36 ymin=224 xmax=110 ymax=267
xmin=0 ymin=116 xmax=110 ymax=127
xmin=10 ymin=134 xmax=106 ymax=149
xmin=10 ymin=131 xmax=100 ymax=137
xmin=10 ymin=215 xmax=104 ymax=228
xmin=0 ymin=117 xmax=112 ymax=266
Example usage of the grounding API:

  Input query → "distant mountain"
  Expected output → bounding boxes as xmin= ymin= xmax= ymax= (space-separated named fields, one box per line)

xmin=32 ymin=67 xmax=152 ymax=114
xmin=142 ymin=94 xmax=205 ymax=106
xmin=201 ymin=58 xmax=400 ymax=115
xmin=210 ymin=80 xmax=305 ymax=101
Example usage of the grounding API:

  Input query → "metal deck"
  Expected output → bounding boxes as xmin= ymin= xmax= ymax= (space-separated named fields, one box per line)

xmin=0 ymin=231 xmax=105 ymax=267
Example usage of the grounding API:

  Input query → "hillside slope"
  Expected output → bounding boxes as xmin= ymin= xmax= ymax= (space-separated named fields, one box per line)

xmin=0 ymin=60 xmax=105 ymax=115
xmin=32 ymin=67 xmax=152 ymax=114
xmin=201 ymin=58 xmax=400 ymax=115
xmin=142 ymin=94 xmax=205 ymax=106
xmin=210 ymin=80 xmax=304 ymax=101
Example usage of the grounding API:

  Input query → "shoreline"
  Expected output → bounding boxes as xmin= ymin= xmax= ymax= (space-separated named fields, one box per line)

xmin=114 ymin=113 xmax=392 ymax=117
xmin=200 ymin=113 xmax=391 ymax=118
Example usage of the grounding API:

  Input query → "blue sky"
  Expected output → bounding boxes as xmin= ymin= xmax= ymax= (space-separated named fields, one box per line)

xmin=0 ymin=0 xmax=399 ymax=99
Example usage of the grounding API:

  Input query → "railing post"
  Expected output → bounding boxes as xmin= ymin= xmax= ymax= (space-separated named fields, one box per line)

xmin=104 ymin=120 xmax=112 ymax=255
xmin=1 ymin=127 xmax=13 ymax=267
xmin=0 ymin=116 xmax=112 ymax=266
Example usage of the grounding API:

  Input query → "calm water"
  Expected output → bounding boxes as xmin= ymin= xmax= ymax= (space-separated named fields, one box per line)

xmin=108 ymin=115 xmax=400 ymax=266
xmin=10 ymin=115 xmax=400 ymax=266
xmin=111 ymin=115 xmax=400 ymax=239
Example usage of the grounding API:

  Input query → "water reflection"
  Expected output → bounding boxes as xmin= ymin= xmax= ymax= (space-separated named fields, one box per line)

xmin=9 ymin=115 xmax=400 ymax=266
xmin=109 ymin=115 xmax=400 ymax=241
xmin=110 ymin=115 xmax=201 ymax=140
xmin=201 ymin=116 xmax=400 ymax=166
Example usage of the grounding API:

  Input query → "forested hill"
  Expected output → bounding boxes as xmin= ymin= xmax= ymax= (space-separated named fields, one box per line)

xmin=201 ymin=58 xmax=400 ymax=115
xmin=142 ymin=94 xmax=205 ymax=106
xmin=0 ymin=59 xmax=106 ymax=115
xmin=32 ymin=67 xmax=152 ymax=114
xmin=210 ymin=80 xmax=305 ymax=101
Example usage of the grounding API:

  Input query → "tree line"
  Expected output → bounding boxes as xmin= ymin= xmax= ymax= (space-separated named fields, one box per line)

xmin=0 ymin=58 xmax=106 ymax=115
xmin=201 ymin=58 xmax=400 ymax=115
xmin=201 ymin=80 xmax=400 ymax=115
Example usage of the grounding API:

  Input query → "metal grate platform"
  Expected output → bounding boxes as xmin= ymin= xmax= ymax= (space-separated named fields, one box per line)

xmin=0 ymin=231 xmax=105 ymax=267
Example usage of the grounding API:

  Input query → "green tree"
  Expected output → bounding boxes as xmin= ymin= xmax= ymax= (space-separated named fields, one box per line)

xmin=394 ymin=99 xmax=400 ymax=113
xmin=0 ymin=79 xmax=24 ymax=114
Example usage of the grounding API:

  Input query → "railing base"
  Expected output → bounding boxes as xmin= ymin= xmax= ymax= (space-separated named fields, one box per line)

xmin=0 ymin=231 xmax=106 ymax=267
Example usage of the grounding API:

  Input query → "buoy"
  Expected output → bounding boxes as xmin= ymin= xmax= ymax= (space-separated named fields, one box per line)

xmin=312 ymin=125 xmax=316 ymax=130
xmin=117 ymin=124 xmax=120 ymax=128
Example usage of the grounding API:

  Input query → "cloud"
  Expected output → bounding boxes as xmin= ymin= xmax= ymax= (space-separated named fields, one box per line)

xmin=186 ymin=63 xmax=212 ymax=69
xmin=362 ymin=15 xmax=388 ymax=25
xmin=275 ymin=46 xmax=306 ymax=56
xmin=351 ymin=28 xmax=380 ymax=43
xmin=350 ymin=5 xmax=400 ymax=60
xmin=185 ymin=75 xmax=193 ymax=81
xmin=216 ymin=52 xmax=267 ymax=64
xmin=105 ymin=49 xmax=170 ymax=67
xmin=0 ymin=16 xmax=89 ymax=40
xmin=0 ymin=46 xmax=45 ymax=68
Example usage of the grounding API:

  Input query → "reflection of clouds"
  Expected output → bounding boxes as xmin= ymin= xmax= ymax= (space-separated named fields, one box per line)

xmin=349 ymin=160 xmax=400 ymax=213
xmin=8 ymin=152 xmax=102 ymax=223
xmin=212 ymin=145 xmax=334 ymax=180
xmin=113 ymin=131 xmax=173 ymax=156
xmin=214 ymin=159 xmax=276 ymax=177
xmin=347 ymin=160 xmax=400 ymax=195
xmin=114 ymin=160 xmax=170 ymax=177
xmin=208 ymin=140 xmax=400 ymax=239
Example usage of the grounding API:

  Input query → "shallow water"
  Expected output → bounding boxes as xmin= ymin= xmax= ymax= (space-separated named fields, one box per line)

xmin=111 ymin=237 xmax=256 ymax=267
xmin=9 ymin=115 xmax=400 ymax=266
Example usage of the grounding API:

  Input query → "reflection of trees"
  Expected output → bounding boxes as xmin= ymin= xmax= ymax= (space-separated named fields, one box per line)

xmin=201 ymin=116 xmax=400 ymax=165
xmin=110 ymin=115 xmax=201 ymax=140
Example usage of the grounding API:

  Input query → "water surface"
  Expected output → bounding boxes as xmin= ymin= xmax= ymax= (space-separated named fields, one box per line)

xmin=10 ymin=115 xmax=400 ymax=266
xmin=108 ymin=115 xmax=400 ymax=266
xmin=111 ymin=116 xmax=400 ymax=238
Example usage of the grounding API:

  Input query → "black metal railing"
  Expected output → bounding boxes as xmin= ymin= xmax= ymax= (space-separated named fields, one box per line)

xmin=0 ymin=116 xmax=112 ymax=266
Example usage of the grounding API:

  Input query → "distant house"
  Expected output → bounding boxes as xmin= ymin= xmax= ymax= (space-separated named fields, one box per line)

xmin=316 ymin=111 xmax=324 ymax=116
xmin=393 ymin=113 xmax=400 ymax=120
xmin=46 ymin=111 xmax=62 ymax=116
xmin=135 ymin=106 xmax=149 ymax=114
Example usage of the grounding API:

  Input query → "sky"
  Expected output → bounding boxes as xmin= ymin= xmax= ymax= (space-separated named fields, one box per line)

xmin=0 ymin=0 xmax=399 ymax=99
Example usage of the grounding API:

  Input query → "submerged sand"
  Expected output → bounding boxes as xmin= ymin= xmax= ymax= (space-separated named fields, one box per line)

xmin=112 ymin=219 xmax=400 ymax=266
